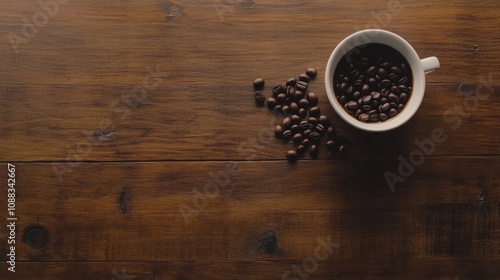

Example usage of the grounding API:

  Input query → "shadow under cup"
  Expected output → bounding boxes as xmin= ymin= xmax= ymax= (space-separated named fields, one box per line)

xmin=325 ymin=29 xmax=439 ymax=132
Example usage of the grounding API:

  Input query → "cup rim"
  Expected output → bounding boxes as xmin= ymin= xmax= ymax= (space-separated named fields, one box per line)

xmin=325 ymin=29 xmax=425 ymax=132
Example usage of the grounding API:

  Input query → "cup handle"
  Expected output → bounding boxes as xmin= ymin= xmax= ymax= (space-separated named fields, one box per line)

xmin=421 ymin=56 xmax=440 ymax=74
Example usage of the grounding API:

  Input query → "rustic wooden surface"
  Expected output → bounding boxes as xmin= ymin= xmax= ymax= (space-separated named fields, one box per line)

xmin=0 ymin=0 xmax=499 ymax=279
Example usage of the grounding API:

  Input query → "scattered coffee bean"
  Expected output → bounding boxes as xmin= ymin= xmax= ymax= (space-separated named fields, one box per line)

xmin=253 ymin=78 xmax=265 ymax=90
xmin=315 ymin=124 xmax=325 ymax=134
xmin=309 ymin=131 xmax=321 ymax=141
xmin=255 ymin=91 xmax=266 ymax=104
xmin=298 ymin=108 xmax=307 ymax=118
xmin=291 ymin=114 xmax=301 ymax=124
xmin=282 ymin=130 xmax=292 ymax=140
xmin=287 ymin=150 xmax=298 ymax=163
xmin=309 ymin=145 xmax=318 ymax=158
xmin=282 ymin=117 xmax=292 ymax=129
xmin=301 ymin=138 xmax=310 ymax=148
xmin=299 ymin=99 xmax=310 ymax=109
xmin=286 ymin=77 xmax=297 ymax=86
xmin=319 ymin=115 xmax=330 ymax=126
xmin=294 ymin=90 xmax=305 ymax=101
xmin=277 ymin=93 xmax=286 ymax=104
xmin=306 ymin=68 xmax=317 ymax=78
xmin=299 ymin=120 xmax=312 ymax=131
xmin=291 ymin=124 xmax=300 ymax=134
xmin=290 ymin=102 xmax=299 ymax=114
xmin=296 ymin=81 xmax=308 ymax=90
xmin=282 ymin=105 xmax=290 ymax=115
xmin=326 ymin=139 xmax=335 ymax=150
xmin=293 ymin=133 xmax=302 ymax=144
xmin=299 ymin=74 xmax=310 ymax=82
xmin=272 ymin=84 xmax=283 ymax=96
xmin=308 ymin=117 xmax=319 ymax=126
xmin=286 ymin=86 xmax=295 ymax=97
xmin=309 ymin=106 xmax=320 ymax=118
xmin=274 ymin=105 xmax=282 ymax=113
xmin=307 ymin=92 xmax=318 ymax=106
xmin=296 ymin=145 xmax=306 ymax=155
xmin=267 ymin=97 xmax=277 ymax=109
xmin=303 ymin=129 xmax=312 ymax=139
xmin=275 ymin=125 xmax=283 ymax=138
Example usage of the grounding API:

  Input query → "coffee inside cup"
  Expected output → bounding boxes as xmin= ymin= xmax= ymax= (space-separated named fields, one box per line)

xmin=333 ymin=43 xmax=413 ymax=123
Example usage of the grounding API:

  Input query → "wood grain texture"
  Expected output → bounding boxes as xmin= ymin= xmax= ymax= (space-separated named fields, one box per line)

xmin=0 ymin=0 xmax=499 ymax=279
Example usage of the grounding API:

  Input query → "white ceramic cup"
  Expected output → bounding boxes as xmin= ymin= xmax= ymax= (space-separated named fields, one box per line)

xmin=325 ymin=29 xmax=440 ymax=132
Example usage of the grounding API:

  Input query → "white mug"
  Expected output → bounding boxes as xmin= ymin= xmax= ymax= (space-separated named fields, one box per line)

xmin=325 ymin=29 xmax=440 ymax=132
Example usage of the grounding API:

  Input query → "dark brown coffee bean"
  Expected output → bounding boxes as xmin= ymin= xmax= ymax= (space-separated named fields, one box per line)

xmin=362 ymin=104 xmax=372 ymax=111
xmin=306 ymin=68 xmax=317 ymax=78
xmin=326 ymin=139 xmax=335 ymax=150
xmin=272 ymin=84 xmax=283 ymax=96
xmin=274 ymin=105 xmax=282 ymax=113
xmin=353 ymin=91 xmax=361 ymax=99
xmin=351 ymin=69 xmax=361 ymax=79
xmin=282 ymin=117 xmax=292 ymax=128
xmin=298 ymin=108 xmax=307 ymax=118
xmin=282 ymin=130 xmax=292 ymax=140
xmin=397 ymin=104 xmax=405 ymax=112
xmin=290 ymin=115 xmax=301 ymax=124
xmin=290 ymin=102 xmax=299 ymax=114
xmin=296 ymin=81 xmax=308 ymax=90
xmin=362 ymin=84 xmax=371 ymax=94
xmin=371 ymin=91 xmax=381 ymax=100
xmin=319 ymin=115 xmax=330 ymax=126
xmin=301 ymin=138 xmax=310 ymax=148
xmin=286 ymin=86 xmax=295 ymax=97
xmin=275 ymin=125 xmax=283 ymax=138
xmin=327 ymin=126 xmax=336 ymax=138
xmin=399 ymin=76 xmax=410 ymax=86
xmin=303 ymin=129 xmax=312 ymax=139
xmin=379 ymin=103 xmax=391 ymax=111
xmin=286 ymin=77 xmax=297 ymax=86
xmin=299 ymin=74 xmax=310 ymax=83
xmin=379 ymin=113 xmax=388 ymax=121
xmin=255 ymin=91 xmax=266 ymax=104
xmin=346 ymin=85 xmax=354 ymax=95
xmin=309 ymin=132 xmax=321 ymax=141
xmin=297 ymin=144 xmax=306 ymax=155
xmin=390 ymin=102 xmax=398 ymax=108
xmin=399 ymin=93 xmax=408 ymax=103
xmin=388 ymin=93 xmax=399 ymax=102
xmin=369 ymin=114 xmax=379 ymax=122
xmin=342 ymin=76 xmax=350 ymax=83
xmin=299 ymin=120 xmax=312 ymax=131
xmin=359 ymin=57 xmax=369 ymax=66
xmin=253 ymin=78 xmax=265 ymax=90
xmin=362 ymin=95 xmax=372 ymax=104
xmin=368 ymin=77 xmax=378 ymax=87
xmin=267 ymin=97 xmax=277 ymax=109
xmin=367 ymin=109 xmax=377 ymax=115
xmin=277 ymin=93 xmax=286 ymax=104
xmin=359 ymin=113 xmax=370 ymax=122
xmin=390 ymin=86 xmax=400 ymax=94
xmin=282 ymin=105 xmax=290 ymax=115
xmin=291 ymin=124 xmax=300 ymax=134
xmin=365 ymin=66 xmax=377 ymax=76
xmin=309 ymin=144 xmax=319 ymax=158
xmin=388 ymin=108 xmax=398 ymax=117
xmin=338 ymin=145 xmax=346 ymax=156
xmin=355 ymin=109 xmax=363 ymax=118
xmin=380 ymin=88 xmax=390 ymax=97
xmin=309 ymin=106 xmax=320 ymax=118
xmin=380 ymin=79 xmax=391 ymax=88
xmin=315 ymin=124 xmax=325 ymax=134
xmin=306 ymin=92 xmax=318 ymax=106
xmin=339 ymin=95 xmax=347 ymax=105
xmin=287 ymin=150 xmax=298 ymax=163
xmin=389 ymin=73 xmax=399 ymax=82
xmin=397 ymin=85 xmax=407 ymax=93
xmin=371 ymin=100 xmax=379 ymax=108
xmin=390 ymin=66 xmax=402 ymax=75
xmin=298 ymin=99 xmax=310 ymax=109
xmin=340 ymin=82 xmax=348 ymax=93
xmin=346 ymin=101 xmax=358 ymax=110
xmin=308 ymin=117 xmax=319 ymax=126
xmin=293 ymin=133 xmax=302 ymax=144
xmin=377 ymin=68 xmax=388 ymax=78
xmin=353 ymin=79 xmax=363 ymax=89
xmin=381 ymin=62 xmax=392 ymax=69
xmin=294 ymin=90 xmax=305 ymax=101
xmin=380 ymin=97 xmax=388 ymax=104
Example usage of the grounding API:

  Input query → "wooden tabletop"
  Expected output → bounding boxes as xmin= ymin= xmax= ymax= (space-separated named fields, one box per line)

xmin=1 ymin=0 xmax=499 ymax=279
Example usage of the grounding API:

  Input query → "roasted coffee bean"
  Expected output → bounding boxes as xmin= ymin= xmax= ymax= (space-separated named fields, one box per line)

xmin=353 ymin=91 xmax=361 ymax=99
xmin=294 ymin=90 xmax=305 ymax=101
xmin=377 ymin=68 xmax=388 ymax=78
xmin=367 ymin=109 xmax=377 ymax=115
xmin=369 ymin=114 xmax=379 ymax=122
xmin=306 ymin=68 xmax=318 ymax=78
xmin=293 ymin=133 xmax=303 ymax=144
xmin=308 ymin=117 xmax=319 ymax=126
xmin=299 ymin=73 xmax=310 ymax=82
xmin=287 ymin=150 xmax=298 ymax=163
xmin=307 ymin=92 xmax=318 ymax=106
xmin=298 ymin=99 xmax=310 ymax=109
xmin=353 ymin=79 xmax=363 ymax=89
xmin=255 ymin=91 xmax=266 ymax=104
xmin=351 ymin=69 xmax=361 ymax=79
xmin=309 ymin=107 xmax=320 ymax=118
xmin=380 ymin=97 xmax=388 ymax=104
xmin=286 ymin=86 xmax=295 ymax=97
xmin=299 ymin=120 xmax=312 ymax=131
xmin=301 ymin=138 xmax=310 ymax=148
xmin=359 ymin=113 xmax=370 ymax=122
xmin=390 ymin=102 xmax=398 ymax=108
xmin=326 ymin=139 xmax=335 ymax=150
xmin=379 ymin=113 xmax=388 ymax=121
xmin=296 ymin=81 xmax=308 ymax=90
xmin=346 ymin=85 xmax=354 ymax=95
xmin=342 ymin=76 xmax=350 ymax=83
xmin=340 ymin=82 xmax=348 ymax=93
xmin=253 ymin=78 xmax=265 ymax=90
xmin=359 ymin=57 xmax=369 ymax=66
xmin=282 ymin=105 xmax=290 ymax=115
xmin=346 ymin=101 xmax=358 ymax=110
xmin=275 ymin=125 xmax=283 ymax=138
xmin=339 ymin=95 xmax=347 ymax=105
xmin=355 ymin=109 xmax=363 ymax=118
xmin=390 ymin=85 xmax=400 ymax=94
xmin=388 ymin=108 xmax=398 ymax=117
xmin=286 ymin=77 xmax=297 ymax=86
xmin=362 ymin=84 xmax=371 ymax=94
xmin=303 ymin=129 xmax=312 ymax=139
xmin=282 ymin=117 xmax=292 ymax=129
xmin=365 ymin=66 xmax=377 ymax=76
xmin=338 ymin=145 xmax=346 ymax=156
xmin=272 ymin=84 xmax=283 ymax=96
xmin=380 ymin=79 xmax=391 ymax=88
xmin=291 ymin=114 xmax=301 ymax=124
xmin=371 ymin=91 xmax=381 ymax=100
xmin=274 ymin=105 xmax=282 ymax=113
xmin=379 ymin=102 xmax=391 ymax=111
xmin=362 ymin=95 xmax=372 ymax=104
xmin=371 ymin=100 xmax=379 ymax=108
xmin=309 ymin=144 xmax=319 ymax=158
xmin=296 ymin=144 xmax=306 ymax=155
xmin=399 ymin=93 xmax=408 ymax=103
xmin=282 ymin=130 xmax=292 ymax=140
xmin=298 ymin=108 xmax=307 ymax=118
xmin=309 ymin=131 xmax=321 ymax=141
xmin=267 ymin=97 xmax=277 ymax=109
xmin=399 ymin=76 xmax=410 ymax=86
xmin=391 ymin=66 xmax=402 ymax=75
xmin=388 ymin=93 xmax=399 ymax=102
xmin=277 ymin=93 xmax=287 ymax=104
xmin=285 ymin=97 xmax=292 ymax=105
xmin=368 ymin=77 xmax=378 ymax=87
xmin=290 ymin=102 xmax=299 ymax=114
xmin=398 ymin=85 xmax=408 ymax=93
xmin=315 ymin=124 xmax=325 ymax=134
xmin=388 ymin=73 xmax=399 ymax=82
xmin=380 ymin=88 xmax=390 ymax=97
xmin=381 ymin=62 xmax=392 ymax=69
xmin=319 ymin=115 xmax=330 ymax=126
xmin=327 ymin=126 xmax=336 ymax=138
xmin=362 ymin=104 xmax=372 ymax=111
xmin=291 ymin=124 xmax=300 ymax=134
xmin=397 ymin=104 xmax=405 ymax=112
